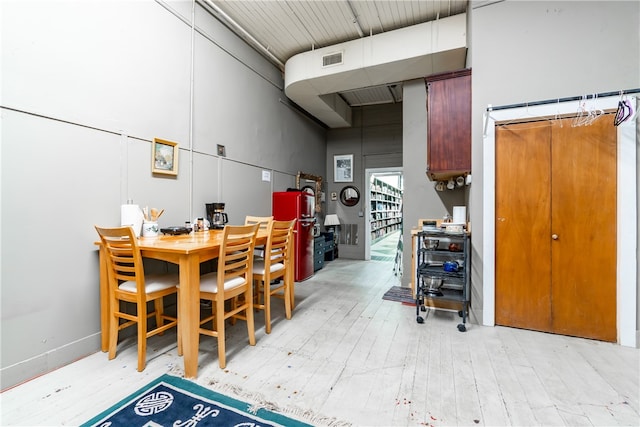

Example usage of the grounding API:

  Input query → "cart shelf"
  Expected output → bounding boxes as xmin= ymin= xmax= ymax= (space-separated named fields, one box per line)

xmin=416 ymin=230 xmax=470 ymax=331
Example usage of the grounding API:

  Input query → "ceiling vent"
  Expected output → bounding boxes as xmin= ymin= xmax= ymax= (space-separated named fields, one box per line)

xmin=338 ymin=83 xmax=403 ymax=106
xmin=322 ymin=51 xmax=343 ymax=67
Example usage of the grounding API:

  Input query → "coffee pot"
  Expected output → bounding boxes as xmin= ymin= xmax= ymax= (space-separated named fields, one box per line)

xmin=206 ymin=202 xmax=228 ymax=229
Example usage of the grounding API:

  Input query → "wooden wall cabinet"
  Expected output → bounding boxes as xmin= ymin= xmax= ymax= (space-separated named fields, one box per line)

xmin=425 ymin=69 xmax=471 ymax=181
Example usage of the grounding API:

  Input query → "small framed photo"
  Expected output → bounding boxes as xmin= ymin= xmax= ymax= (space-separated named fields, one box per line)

xmin=152 ymin=138 xmax=178 ymax=176
xmin=334 ymin=154 xmax=353 ymax=182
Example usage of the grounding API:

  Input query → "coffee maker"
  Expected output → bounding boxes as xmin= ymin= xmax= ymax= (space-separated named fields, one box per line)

xmin=206 ymin=202 xmax=228 ymax=229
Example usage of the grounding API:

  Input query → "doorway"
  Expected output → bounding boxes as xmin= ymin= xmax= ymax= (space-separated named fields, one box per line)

xmin=365 ymin=168 xmax=403 ymax=266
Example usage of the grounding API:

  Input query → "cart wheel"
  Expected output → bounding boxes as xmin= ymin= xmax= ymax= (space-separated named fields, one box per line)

xmin=458 ymin=310 xmax=463 ymax=317
xmin=457 ymin=323 xmax=466 ymax=332
xmin=417 ymin=316 xmax=424 ymax=324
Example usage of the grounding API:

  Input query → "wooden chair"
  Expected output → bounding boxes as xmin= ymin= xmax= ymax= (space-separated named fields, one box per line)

xmin=94 ymin=225 xmax=179 ymax=372
xmin=252 ymin=219 xmax=296 ymax=334
xmin=192 ymin=223 xmax=259 ymax=369
xmin=244 ymin=215 xmax=273 ymax=230
xmin=244 ymin=215 xmax=273 ymax=258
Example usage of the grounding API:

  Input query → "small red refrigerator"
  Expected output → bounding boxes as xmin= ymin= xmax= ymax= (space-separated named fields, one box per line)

xmin=272 ymin=191 xmax=315 ymax=281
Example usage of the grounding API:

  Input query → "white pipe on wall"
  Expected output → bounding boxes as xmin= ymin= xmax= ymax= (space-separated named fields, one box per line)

xmin=199 ymin=0 xmax=285 ymax=71
xmin=188 ymin=0 xmax=196 ymax=221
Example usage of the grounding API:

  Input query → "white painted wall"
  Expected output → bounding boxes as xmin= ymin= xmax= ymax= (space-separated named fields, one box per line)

xmin=1 ymin=0 xmax=326 ymax=388
xmin=402 ymin=79 xmax=467 ymax=287
xmin=468 ymin=0 xmax=640 ymax=340
xmin=325 ymin=103 xmax=403 ymax=259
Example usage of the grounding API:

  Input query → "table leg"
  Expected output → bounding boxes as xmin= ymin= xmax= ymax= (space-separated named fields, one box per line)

xmin=179 ymin=254 xmax=201 ymax=378
xmin=98 ymin=245 xmax=109 ymax=352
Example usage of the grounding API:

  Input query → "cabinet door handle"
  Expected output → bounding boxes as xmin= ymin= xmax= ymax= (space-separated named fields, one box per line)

xmin=551 ymin=234 xmax=559 ymax=240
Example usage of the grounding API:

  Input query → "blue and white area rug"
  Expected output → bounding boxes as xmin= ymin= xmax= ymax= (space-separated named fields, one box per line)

xmin=82 ymin=374 xmax=313 ymax=427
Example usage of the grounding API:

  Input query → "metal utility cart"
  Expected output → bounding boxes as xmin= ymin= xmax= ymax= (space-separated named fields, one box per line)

xmin=415 ymin=229 xmax=470 ymax=331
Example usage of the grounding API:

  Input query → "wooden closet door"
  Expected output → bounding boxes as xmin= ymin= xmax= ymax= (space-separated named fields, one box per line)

xmin=495 ymin=122 xmax=552 ymax=331
xmin=550 ymin=117 xmax=617 ymax=341
xmin=495 ymin=116 xmax=617 ymax=342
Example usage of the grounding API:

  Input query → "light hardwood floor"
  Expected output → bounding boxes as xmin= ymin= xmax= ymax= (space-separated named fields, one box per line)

xmin=2 ymin=255 xmax=639 ymax=426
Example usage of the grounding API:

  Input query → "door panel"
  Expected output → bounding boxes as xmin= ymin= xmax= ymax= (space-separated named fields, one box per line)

xmin=550 ymin=117 xmax=617 ymax=341
xmin=495 ymin=116 xmax=617 ymax=342
xmin=495 ymin=122 xmax=552 ymax=331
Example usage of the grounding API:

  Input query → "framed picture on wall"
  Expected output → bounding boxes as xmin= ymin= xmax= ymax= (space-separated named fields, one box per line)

xmin=334 ymin=154 xmax=353 ymax=182
xmin=152 ymin=138 xmax=179 ymax=176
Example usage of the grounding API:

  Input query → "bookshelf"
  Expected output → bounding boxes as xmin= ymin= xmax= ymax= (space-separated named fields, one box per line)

xmin=370 ymin=176 xmax=403 ymax=243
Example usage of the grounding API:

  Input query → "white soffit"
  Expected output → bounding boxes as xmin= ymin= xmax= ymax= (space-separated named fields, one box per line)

xmin=284 ymin=13 xmax=467 ymax=128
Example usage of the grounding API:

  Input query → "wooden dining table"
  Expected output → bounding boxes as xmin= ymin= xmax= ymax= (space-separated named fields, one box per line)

xmin=96 ymin=227 xmax=292 ymax=378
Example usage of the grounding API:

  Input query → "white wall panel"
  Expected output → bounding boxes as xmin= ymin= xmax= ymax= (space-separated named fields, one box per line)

xmin=1 ymin=110 xmax=120 ymax=370
xmin=1 ymin=0 xmax=326 ymax=388
xmin=469 ymin=0 xmax=640 ymax=333
xmin=326 ymin=104 xmax=404 ymax=259
xmin=2 ymin=0 xmax=192 ymax=142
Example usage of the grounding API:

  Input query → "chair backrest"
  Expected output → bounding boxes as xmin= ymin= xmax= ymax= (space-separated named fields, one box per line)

xmin=244 ymin=215 xmax=273 ymax=231
xmin=95 ymin=226 xmax=145 ymax=294
xmin=217 ymin=223 xmax=260 ymax=295
xmin=264 ymin=219 xmax=296 ymax=268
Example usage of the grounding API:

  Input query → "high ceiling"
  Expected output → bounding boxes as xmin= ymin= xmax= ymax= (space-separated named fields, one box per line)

xmin=200 ymin=0 xmax=468 ymax=67
xmin=198 ymin=0 xmax=469 ymax=120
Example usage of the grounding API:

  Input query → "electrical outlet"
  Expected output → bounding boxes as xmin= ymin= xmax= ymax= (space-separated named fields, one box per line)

xmin=217 ymin=145 xmax=226 ymax=157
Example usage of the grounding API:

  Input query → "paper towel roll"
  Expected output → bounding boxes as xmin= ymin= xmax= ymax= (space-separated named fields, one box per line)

xmin=453 ymin=206 xmax=466 ymax=224
xmin=121 ymin=204 xmax=143 ymax=237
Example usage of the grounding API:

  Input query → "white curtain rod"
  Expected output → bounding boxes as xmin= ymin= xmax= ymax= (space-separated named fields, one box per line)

xmin=487 ymin=88 xmax=640 ymax=112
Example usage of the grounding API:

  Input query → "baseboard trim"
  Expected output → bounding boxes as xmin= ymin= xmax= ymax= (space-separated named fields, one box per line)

xmin=1 ymin=333 xmax=101 ymax=391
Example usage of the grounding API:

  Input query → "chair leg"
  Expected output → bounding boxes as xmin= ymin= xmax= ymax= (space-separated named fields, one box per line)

xmin=216 ymin=299 xmax=226 ymax=369
xmin=246 ymin=288 xmax=256 ymax=346
xmin=177 ymin=292 xmax=183 ymax=356
xmin=253 ymin=279 xmax=262 ymax=309
xmin=108 ymin=299 xmax=119 ymax=361
xmin=289 ymin=278 xmax=295 ymax=311
xmin=284 ymin=280 xmax=292 ymax=320
xmin=137 ymin=301 xmax=147 ymax=372
xmin=264 ymin=282 xmax=272 ymax=334
xmin=229 ymin=297 xmax=239 ymax=325
xmin=212 ymin=306 xmax=218 ymax=332
xmin=154 ymin=298 xmax=164 ymax=335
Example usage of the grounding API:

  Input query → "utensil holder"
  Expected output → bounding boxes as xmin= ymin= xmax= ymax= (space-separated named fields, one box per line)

xmin=142 ymin=221 xmax=159 ymax=237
